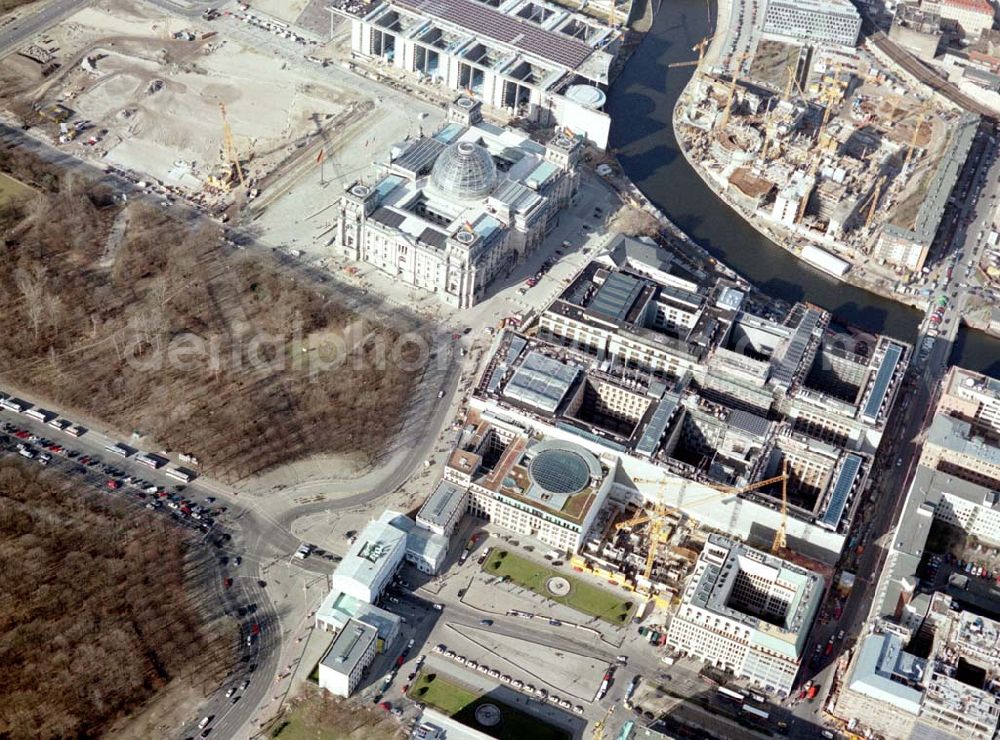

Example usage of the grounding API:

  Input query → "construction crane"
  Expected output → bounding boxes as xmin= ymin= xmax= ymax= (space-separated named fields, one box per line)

xmin=784 ymin=66 xmax=798 ymax=101
xmin=219 ymin=102 xmax=246 ymax=189
xmin=717 ymin=53 xmax=746 ymax=130
xmin=667 ymin=35 xmax=713 ymax=69
xmin=619 ymin=467 xmax=790 ymax=581
xmin=902 ymin=105 xmax=932 ymax=172
xmin=861 ymin=175 xmax=887 ymax=230
xmin=819 ymin=68 xmax=848 ymax=130
xmin=770 ymin=459 xmax=790 ymax=555
xmin=592 ymin=703 xmax=616 ymax=740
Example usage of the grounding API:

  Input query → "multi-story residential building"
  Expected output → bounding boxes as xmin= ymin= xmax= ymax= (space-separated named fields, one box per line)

xmin=762 ymin=0 xmax=862 ymax=47
xmin=665 ymin=534 xmax=824 ymax=696
xmin=874 ymin=112 xmax=979 ymax=274
xmin=334 ymin=96 xmax=580 ymax=308
xmin=318 ymin=619 xmax=379 ymax=697
xmin=327 ymin=0 xmax=622 ymax=146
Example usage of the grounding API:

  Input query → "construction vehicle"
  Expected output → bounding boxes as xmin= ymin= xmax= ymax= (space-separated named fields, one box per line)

xmin=219 ymin=102 xmax=246 ymax=189
xmin=770 ymin=460 xmax=790 ymax=555
xmin=592 ymin=701 xmax=615 ymax=740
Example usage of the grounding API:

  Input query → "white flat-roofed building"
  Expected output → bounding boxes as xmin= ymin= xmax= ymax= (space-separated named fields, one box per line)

xmin=763 ymin=0 xmax=862 ymax=47
xmin=379 ymin=510 xmax=451 ymax=574
xmin=318 ymin=618 xmax=379 ymax=697
xmin=665 ymin=534 xmax=824 ymax=696
xmin=418 ymin=481 xmax=468 ymax=536
xmin=329 ymin=516 xmax=407 ymax=603
xmin=335 ymin=97 xmax=580 ymax=309
xmin=315 ymin=589 xmax=401 ymax=646
xmin=328 ymin=0 xmax=621 ymax=147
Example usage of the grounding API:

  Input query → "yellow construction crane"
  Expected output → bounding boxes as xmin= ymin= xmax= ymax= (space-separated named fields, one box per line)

xmin=219 ymin=102 xmax=246 ymax=189
xmin=902 ymin=106 xmax=932 ymax=172
xmin=862 ymin=175 xmax=887 ymax=230
xmin=592 ymin=703 xmax=616 ymax=740
xmin=770 ymin=459 xmax=790 ymax=555
xmin=718 ymin=53 xmax=746 ymax=130
xmin=618 ymin=467 xmax=791 ymax=580
xmin=784 ymin=66 xmax=797 ymax=101
xmin=667 ymin=35 xmax=714 ymax=69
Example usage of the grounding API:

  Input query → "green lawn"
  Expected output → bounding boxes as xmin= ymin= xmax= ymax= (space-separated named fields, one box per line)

xmin=483 ymin=549 xmax=634 ymax=624
xmin=409 ymin=673 xmax=568 ymax=740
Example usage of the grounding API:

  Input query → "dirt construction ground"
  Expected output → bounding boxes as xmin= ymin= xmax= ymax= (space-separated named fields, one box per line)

xmin=0 ymin=0 xmax=362 ymax=192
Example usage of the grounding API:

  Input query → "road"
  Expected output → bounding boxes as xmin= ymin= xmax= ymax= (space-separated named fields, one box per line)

xmin=783 ymin=119 xmax=1000 ymax=737
xmin=0 ymin=402 xmax=303 ymax=739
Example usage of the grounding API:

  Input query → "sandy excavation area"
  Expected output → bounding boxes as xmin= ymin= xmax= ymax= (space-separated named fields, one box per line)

xmin=1 ymin=0 xmax=360 ymax=190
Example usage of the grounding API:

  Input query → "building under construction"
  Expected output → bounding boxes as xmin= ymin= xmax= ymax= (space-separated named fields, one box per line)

xmin=463 ymin=237 xmax=906 ymax=568
xmin=675 ymin=42 xmax=974 ymax=276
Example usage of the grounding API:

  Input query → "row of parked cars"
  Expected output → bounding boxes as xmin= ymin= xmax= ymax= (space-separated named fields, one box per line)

xmin=432 ymin=643 xmax=584 ymax=715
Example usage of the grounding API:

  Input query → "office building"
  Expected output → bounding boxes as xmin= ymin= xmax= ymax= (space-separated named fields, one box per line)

xmin=919 ymin=414 xmax=1000 ymax=490
xmin=925 ymin=0 xmax=995 ymax=39
xmin=417 ymin=480 xmax=468 ymax=536
xmin=937 ymin=366 xmax=1000 ymax=435
xmin=315 ymin=589 xmax=401 ymax=644
xmin=384 ymin=511 xmax=451 ymax=574
xmin=318 ymin=619 xmax=379 ymax=697
xmin=444 ymin=413 xmax=617 ymax=553
xmin=762 ymin=0 xmax=862 ymax=47
xmin=461 ymin=246 xmax=906 ymax=564
xmin=329 ymin=514 xmax=408 ymax=603
xmin=328 ymin=0 xmax=622 ymax=146
xmin=838 ymin=594 xmax=1000 ymax=739
xmin=334 ymin=97 xmax=580 ymax=308
xmin=665 ymin=535 xmax=824 ymax=696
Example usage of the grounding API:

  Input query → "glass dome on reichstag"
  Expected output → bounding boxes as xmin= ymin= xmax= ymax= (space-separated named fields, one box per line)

xmin=430 ymin=140 xmax=498 ymax=200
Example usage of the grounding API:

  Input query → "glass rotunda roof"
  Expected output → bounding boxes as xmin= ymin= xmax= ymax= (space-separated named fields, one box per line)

xmin=429 ymin=140 xmax=498 ymax=200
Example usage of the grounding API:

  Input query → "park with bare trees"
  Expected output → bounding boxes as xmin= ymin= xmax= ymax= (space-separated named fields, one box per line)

xmin=0 ymin=151 xmax=427 ymax=481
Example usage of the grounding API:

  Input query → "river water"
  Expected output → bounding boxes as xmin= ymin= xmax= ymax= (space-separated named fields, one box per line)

xmin=606 ymin=0 xmax=1000 ymax=376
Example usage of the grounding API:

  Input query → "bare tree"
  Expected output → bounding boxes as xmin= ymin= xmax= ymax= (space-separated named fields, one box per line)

xmin=14 ymin=264 xmax=46 ymax=340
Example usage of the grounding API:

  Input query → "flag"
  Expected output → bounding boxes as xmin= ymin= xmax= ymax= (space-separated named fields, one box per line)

xmin=316 ymin=148 xmax=325 ymax=164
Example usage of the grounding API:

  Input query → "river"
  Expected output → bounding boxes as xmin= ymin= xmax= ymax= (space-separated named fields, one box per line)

xmin=606 ymin=0 xmax=1000 ymax=377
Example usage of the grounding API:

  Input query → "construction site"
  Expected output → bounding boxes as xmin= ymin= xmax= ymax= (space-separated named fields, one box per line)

xmin=675 ymin=37 xmax=969 ymax=279
xmin=0 ymin=0 xmax=435 ymax=216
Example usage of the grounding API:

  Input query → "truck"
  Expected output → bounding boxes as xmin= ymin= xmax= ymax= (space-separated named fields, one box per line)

xmin=806 ymin=684 xmax=819 ymax=701
xmin=597 ymin=670 xmax=612 ymax=700
xmin=623 ymin=675 xmax=639 ymax=705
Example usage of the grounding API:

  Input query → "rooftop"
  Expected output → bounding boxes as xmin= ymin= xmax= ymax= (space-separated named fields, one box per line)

xmin=315 ymin=589 xmax=401 ymax=637
xmin=847 ymin=633 xmax=924 ymax=714
xmin=926 ymin=415 xmax=1000 ymax=468
xmin=418 ymin=480 xmax=468 ymax=529
xmin=393 ymin=0 xmax=596 ymax=69
xmin=320 ymin=618 xmax=378 ymax=676
xmin=332 ymin=517 xmax=407 ymax=591
xmin=684 ymin=534 xmax=823 ymax=658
